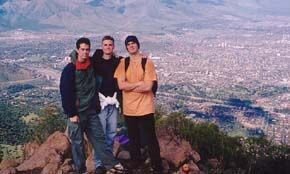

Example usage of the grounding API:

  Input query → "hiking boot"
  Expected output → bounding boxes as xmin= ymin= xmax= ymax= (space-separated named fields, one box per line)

xmin=152 ymin=165 xmax=163 ymax=174
xmin=95 ymin=166 xmax=107 ymax=174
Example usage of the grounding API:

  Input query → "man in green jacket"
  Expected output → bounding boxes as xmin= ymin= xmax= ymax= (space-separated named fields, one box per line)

xmin=60 ymin=37 xmax=123 ymax=174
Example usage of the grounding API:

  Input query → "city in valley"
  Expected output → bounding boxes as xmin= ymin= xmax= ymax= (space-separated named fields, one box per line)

xmin=0 ymin=27 xmax=290 ymax=145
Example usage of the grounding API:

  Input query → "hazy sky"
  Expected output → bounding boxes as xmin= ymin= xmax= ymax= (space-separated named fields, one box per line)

xmin=259 ymin=0 xmax=290 ymax=15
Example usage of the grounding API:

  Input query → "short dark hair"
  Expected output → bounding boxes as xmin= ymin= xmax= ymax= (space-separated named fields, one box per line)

xmin=102 ymin=35 xmax=115 ymax=44
xmin=76 ymin=37 xmax=91 ymax=49
xmin=125 ymin=35 xmax=140 ymax=49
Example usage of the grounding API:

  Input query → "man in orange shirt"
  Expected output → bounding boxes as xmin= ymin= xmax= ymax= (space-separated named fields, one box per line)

xmin=114 ymin=35 xmax=163 ymax=174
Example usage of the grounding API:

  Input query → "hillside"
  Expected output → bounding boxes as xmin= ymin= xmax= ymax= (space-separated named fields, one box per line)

xmin=0 ymin=106 xmax=289 ymax=174
xmin=0 ymin=63 xmax=35 ymax=82
xmin=0 ymin=0 xmax=290 ymax=32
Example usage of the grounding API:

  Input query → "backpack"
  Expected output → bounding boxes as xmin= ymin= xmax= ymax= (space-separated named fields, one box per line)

xmin=124 ymin=57 xmax=158 ymax=97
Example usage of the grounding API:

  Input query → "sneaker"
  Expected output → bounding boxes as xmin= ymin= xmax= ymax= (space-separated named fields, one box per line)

xmin=107 ymin=163 xmax=127 ymax=174
xmin=95 ymin=166 xmax=107 ymax=174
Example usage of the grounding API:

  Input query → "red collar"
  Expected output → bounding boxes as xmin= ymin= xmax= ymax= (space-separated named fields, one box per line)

xmin=76 ymin=59 xmax=91 ymax=70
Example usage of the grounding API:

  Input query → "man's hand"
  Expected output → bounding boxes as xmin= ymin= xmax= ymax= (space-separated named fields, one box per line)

xmin=69 ymin=115 xmax=80 ymax=123
xmin=117 ymin=78 xmax=139 ymax=91
xmin=132 ymin=81 xmax=153 ymax=93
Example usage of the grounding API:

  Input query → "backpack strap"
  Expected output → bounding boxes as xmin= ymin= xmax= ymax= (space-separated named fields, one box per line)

xmin=141 ymin=58 xmax=147 ymax=72
xmin=125 ymin=57 xmax=130 ymax=72
xmin=125 ymin=57 xmax=147 ymax=72
xmin=141 ymin=58 xmax=158 ymax=97
xmin=124 ymin=57 xmax=147 ymax=81
xmin=124 ymin=57 xmax=130 ymax=81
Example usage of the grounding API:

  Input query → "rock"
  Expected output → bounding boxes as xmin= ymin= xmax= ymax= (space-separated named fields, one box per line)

xmin=1 ymin=127 xmax=205 ymax=174
xmin=57 ymin=158 xmax=74 ymax=174
xmin=113 ymin=139 xmax=131 ymax=160
xmin=41 ymin=163 xmax=59 ymax=174
xmin=0 ymin=159 xmax=19 ymax=170
xmin=23 ymin=141 xmax=40 ymax=159
xmin=188 ymin=161 xmax=200 ymax=173
xmin=0 ymin=167 xmax=17 ymax=174
xmin=157 ymin=128 xmax=201 ymax=167
xmin=16 ymin=131 xmax=70 ymax=172
xmin=188 ymin=151 xmax=201 ymax=163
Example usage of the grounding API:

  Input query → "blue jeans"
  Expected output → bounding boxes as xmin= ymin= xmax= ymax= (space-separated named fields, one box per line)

xmin=67 ymin=109 xmax=118 ymax=172
xmin=94 ymin=105 xmax=118 ymax=167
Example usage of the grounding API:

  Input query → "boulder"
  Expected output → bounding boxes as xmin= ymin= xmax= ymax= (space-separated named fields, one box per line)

xmin=0 ymin=159 xmax=19 ymax=170
xmin=56 ymin=158 xmax=74 ymax=174
xmin=1 ymin=127 xmax=205 ymax=174
xmin=41 ymin=163 xmax=59 ymax=174
xmin=113 ymin=139 xmax=130 ymax=160
xmin=0 ymin=167 xmax=17 ymax=174
xmin=23 ymin=141 xmax=40 ymax=159
xmin=16 ymin=131 xmax=70 ymax=172
xmin=157 ymin=128 xmax=201 ymax=167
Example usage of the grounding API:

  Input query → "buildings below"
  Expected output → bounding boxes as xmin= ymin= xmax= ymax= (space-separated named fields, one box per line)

xmin=0 ymin=29 xmax=290 ymax=144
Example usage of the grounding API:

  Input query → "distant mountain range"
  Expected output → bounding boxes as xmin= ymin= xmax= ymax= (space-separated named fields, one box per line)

xmin=0 ymin=0 xmax=290 ymax=33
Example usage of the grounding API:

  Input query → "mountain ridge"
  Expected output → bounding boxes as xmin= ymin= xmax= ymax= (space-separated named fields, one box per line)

xmin=0 ymin=0 xmax=290 ymax=33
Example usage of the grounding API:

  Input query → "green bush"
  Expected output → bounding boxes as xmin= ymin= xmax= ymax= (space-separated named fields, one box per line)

xmin=243 ymin=137 xmax=290 ymax=174
xmin=0 ymin=144 xmax=23 ymax=161
xmin=156 ymin=111 xmax=290 ymax=172
xmin=0 ymin=102 xmax=29 ymax=145
xmin=27 ymin=105 xmax=66 ymax=143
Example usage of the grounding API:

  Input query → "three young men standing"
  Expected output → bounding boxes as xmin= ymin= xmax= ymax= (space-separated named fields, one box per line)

xmin=60 ymin=35 xmax=163 ymax=174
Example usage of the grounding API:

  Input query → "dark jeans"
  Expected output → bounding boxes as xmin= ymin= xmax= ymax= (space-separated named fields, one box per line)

xmin=124 ymin=114 xmax=162 ymax=170
xmin=67 ymin=109 xmax=118 ymax=172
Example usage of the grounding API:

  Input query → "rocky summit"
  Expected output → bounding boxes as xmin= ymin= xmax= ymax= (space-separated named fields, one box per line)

xmin=0 ymin=129 xmax=202 ymax=174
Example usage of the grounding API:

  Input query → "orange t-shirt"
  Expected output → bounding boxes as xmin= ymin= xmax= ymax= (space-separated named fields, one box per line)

xmin=114 ymin=57 xmax=157 ymax=116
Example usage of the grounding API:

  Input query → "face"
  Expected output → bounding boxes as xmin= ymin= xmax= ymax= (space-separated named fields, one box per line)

xmin=77 ymin=43 xmax=90 ymax=62
xmin=102 ymin=39 xmax=115 ymax=55
xmin=126 ymin=41 xmax=139 ymax=55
